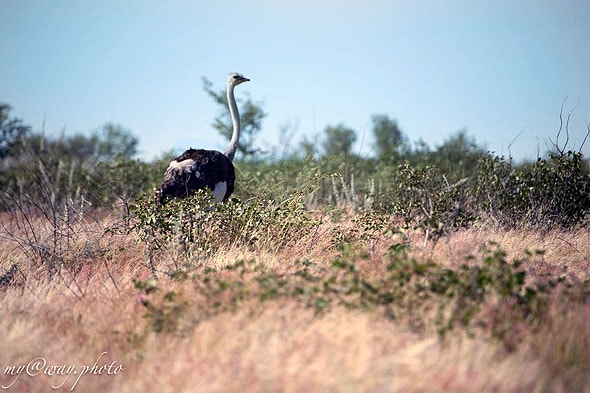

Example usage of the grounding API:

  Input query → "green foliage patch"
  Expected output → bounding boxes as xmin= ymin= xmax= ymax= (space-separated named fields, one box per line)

xmin=2 ymin=100 xmax=589 ymax=232
xmin=129 ymin=185 xmax=319 ymax=273
xmin=473 ymin=151 xmax=590 ymax=229
xmin=133 ymin=240 xmax=586 ymax=353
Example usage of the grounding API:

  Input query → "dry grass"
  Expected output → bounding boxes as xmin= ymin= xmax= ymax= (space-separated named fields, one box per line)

xmin=0 ymin=211 xmax=588 ymax=392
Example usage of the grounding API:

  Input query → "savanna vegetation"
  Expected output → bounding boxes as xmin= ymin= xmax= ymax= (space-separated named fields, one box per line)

xmin=0 ymin=92 xmax=589 ymax=393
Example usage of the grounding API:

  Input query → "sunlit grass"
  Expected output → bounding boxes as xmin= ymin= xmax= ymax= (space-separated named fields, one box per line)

xmin=0 ymin=209 xmax=588 ymax=392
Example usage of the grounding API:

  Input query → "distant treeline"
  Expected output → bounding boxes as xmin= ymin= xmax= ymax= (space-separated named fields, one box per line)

xmin=1 ymin=102 xmax=589 ymax=231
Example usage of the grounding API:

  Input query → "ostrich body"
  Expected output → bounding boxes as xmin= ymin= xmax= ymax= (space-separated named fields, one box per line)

xmin=157 ymin=73 xmax=249 ymax=204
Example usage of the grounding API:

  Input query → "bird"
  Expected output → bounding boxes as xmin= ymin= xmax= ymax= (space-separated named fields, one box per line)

xmin=156 ymin=73 xmax=250 ymax=205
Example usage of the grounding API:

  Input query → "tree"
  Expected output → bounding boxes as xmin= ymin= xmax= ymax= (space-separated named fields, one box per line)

xmin=23 ymin=123 xmax=138 ymax=163
xmin=322 ymin=124 xmax=357 ymax=157
xmin=0 ymin=103 xmax=31 ymax=159
xmin=96 ymin=123 xmax=138 ymax=161
xmin=371 ymin=114 xmax=405 ymax=163
xmin=299 ymin=133 xmax=320 ymax=160
xmin=202 ymin=77 xmax=267 ymax=160
xmin=432 ymin=129 xmax=486 ymax=179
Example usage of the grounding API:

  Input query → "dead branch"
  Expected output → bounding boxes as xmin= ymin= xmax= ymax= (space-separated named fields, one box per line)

xmin=549 ymin=97 xmax=580 ymax=156
xmin=580 ymin=121 xmax=590 ymax=152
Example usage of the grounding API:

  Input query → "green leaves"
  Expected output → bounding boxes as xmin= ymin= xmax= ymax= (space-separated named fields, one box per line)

xmin=383 ymin=163 xmax=472 ymax=242
xmin=0 ymin=102 xmax=31 ymax=159
xmin=129 ymin=187 xmax=319 ymax=271
xmin=472 ymin=151 xmax=590 ymax=229
xmin=133 ymin=236 xmax=553 ymax=354
xmin=322 ymin=124 xmax=358 ymax=157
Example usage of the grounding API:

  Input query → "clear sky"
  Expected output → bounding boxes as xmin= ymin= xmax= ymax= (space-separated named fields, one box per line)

xmin=1 ymin=0 xmax=589 ymax=162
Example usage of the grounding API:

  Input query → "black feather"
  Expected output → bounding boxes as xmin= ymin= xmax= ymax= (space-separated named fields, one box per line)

xmin=157 ymin=148 xmax=235 ymax=204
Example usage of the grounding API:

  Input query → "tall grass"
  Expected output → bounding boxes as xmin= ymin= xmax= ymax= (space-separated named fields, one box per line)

xmin=0 ymin=206 xmax=588 ymax=392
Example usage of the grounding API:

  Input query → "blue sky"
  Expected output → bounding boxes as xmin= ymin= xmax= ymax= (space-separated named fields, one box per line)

xmin=1 ymin=0 xmax=589 ymax=162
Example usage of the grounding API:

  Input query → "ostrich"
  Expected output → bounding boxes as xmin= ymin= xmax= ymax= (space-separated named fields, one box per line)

xmin=157 ymin=73 xmax=250 ymax=204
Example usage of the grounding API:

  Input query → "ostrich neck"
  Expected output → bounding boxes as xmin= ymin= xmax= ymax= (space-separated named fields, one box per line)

xmin=225 ymin=84 xmax=240 ymax=162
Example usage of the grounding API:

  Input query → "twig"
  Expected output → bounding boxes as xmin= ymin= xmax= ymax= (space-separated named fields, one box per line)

xmin=550 ymin=97 xmax=579 ymax=156
xmin=580 ymin=121 xmax=590 ymax=152
xmin=507 ymin=128 xmax=525 ymax=160
xmin=555 ymin=96 xmax=568 ymax=150
xmin=103 ymin=259 xmax=120 ymax=295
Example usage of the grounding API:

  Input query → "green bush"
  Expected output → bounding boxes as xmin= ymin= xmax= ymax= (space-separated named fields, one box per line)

xmin=473 ymin=151 xmax=590 ymax=229
xmin=380 ymin=163 xmax=472 ymax=242
xmin=132 ymin=238 xmax=568 ymax=353
xmin=129 ymin=187 xmax=319 ymax=274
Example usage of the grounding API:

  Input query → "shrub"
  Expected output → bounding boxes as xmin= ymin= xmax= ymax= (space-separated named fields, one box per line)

xmin=381 ymin=163 xmax=472 ymax=243
xmin=133 ymin=237 xmax=565 ymax=354
xmin=129 ymin=187 xmax=319 ymax=275
xmin=473 ymin=151 xmax=590 ymax=229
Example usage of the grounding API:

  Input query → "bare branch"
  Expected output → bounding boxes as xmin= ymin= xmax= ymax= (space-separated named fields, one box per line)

xmin=507 ymin=128 xmax=525 ymax=159
xmin=555 ymin=96 xmax=568 ymax=150
xmin=563 ymin=99 xmax=579 ymax=153
xmin=580 ymin=121 xmax=590 ymax=152
xmin=549 ymin=97 xmax=579 ymax=156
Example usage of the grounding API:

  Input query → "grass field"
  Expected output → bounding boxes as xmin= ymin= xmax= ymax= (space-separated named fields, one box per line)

xmin=0 ymin=207 xmax=588 ymax=393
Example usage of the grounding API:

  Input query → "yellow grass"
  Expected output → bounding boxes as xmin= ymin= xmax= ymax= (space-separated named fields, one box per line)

xmin=0 ymin=211 xmax=588 ymax=392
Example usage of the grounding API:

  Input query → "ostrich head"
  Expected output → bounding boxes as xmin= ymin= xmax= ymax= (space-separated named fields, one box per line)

xmin=228 ymin=73 xmax=250 ymax=87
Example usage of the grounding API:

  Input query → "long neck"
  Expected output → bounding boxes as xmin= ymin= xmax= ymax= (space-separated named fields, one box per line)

xmin=224 ymin=83 xmax=240 ymax=162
